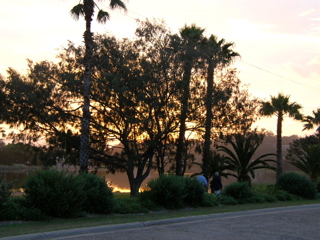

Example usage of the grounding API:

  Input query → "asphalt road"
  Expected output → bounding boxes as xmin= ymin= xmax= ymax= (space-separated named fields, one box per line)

xmin=2 ymin=204 xmax=320 ymax=240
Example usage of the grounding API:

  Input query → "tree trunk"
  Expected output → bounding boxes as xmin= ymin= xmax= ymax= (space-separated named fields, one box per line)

xmin=202 ymin=59 xmax=214 ymax=183
xmin=276 ymin=111 xmax=283 ymax=180
xmin=175 ymin=60 xmax=192 ymax=176
xmin=80 ymin=1 xmax=94 ymax=173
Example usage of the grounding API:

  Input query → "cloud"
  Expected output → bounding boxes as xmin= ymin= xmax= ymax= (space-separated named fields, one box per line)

xmin=299 ymin=9 xmax=316 ymax=17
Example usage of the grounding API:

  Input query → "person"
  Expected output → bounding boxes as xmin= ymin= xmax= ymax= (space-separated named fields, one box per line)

xmin=210 ymin=172 xmax=222 ymax=195
xmin=197 ymin=174 xmax=208 ymax=190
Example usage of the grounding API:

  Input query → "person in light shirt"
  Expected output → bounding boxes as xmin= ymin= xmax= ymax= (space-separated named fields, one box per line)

xmin=197 ymin=174 xmax=208 ymax=190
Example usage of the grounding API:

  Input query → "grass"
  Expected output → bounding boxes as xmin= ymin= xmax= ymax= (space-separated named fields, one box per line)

xmin=1 ymin=198 xmax=320 ymax=238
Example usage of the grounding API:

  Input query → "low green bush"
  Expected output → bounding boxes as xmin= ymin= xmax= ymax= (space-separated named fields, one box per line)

xmin=0 ymin=175 xmax=14 ymax=208
xmin=78 ymin=173 xmax=114 ymax=214
xmin=0 ymin=197 xmax=49 ymax=221
xmin=223 ymin=182 xmax=253 ymax=201
xmin=139 ymin=190 xmax=160 ymax=211
xmin=23 ymin=169 xmax=85 ymax=218
xmin=114 ymin=197 xmax=148 ymax=214
xmin=147 ymin=174 xmax=186 ymax=209
xmin=276 ymin=172 xmax=317 ymax=199
xmin=217 ymin=195 xmax=238 ymax=205
xmin=317 ymin=180 xmax=320 ymax=193
xmin=202 ymin=193 xmax=219 ymax=207
xmin=183 ymin=177 xmax=206 ymax=207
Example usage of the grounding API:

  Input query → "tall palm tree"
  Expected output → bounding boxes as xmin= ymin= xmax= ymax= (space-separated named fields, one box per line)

xmin=202 ymin=35 xmax=240 ymax=182
xmin=174 ymin=24 xmax=205 ymax=176
xmin=70 ymin=0 xmax=126 ymax=172
xmin=303 ymin=108 xmax=320 ymax=133
xmin=260 ymin=93 xmax=302 ymax=180
xmin=217 ymin=132 xmax=277 ymax=186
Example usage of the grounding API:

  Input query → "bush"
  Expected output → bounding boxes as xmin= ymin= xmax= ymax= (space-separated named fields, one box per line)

xmin=0 ymin=175 xmax=14 ymax=208
xmin=183 ymin=177 xmax=206 ymax=207
xmin=217 ymin=195 xmax=238 ymax=205
xmin=317 ymin=180 xmax=320 ymax=193
xmin=223 ymin=182 xmax=253 ymax=201
xmin=139 ymin=190 xmax=160 ymax=211
xmin=78 ymin=173 xmax=114 ymax=214
xmin=276 ymin=172 xmax=317 ymax=199
xmin=23 ymin=169 xmax=85 ymax=218
xmin=147 ymin=174 xmax=186 ymax=209
xmin=114 ymin=197 xmax=148 ymax=214
xmin=0 ymin=197 xmax=49 ymax=221
xmin=202 ymin=193 xmax=219 ymax=207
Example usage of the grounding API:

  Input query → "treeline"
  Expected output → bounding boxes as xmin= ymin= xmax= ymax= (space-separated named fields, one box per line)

xmin=5 ymin=18 xmax=320 ymax=197
xmin=0 ymin=19 xmax=262 ymax=196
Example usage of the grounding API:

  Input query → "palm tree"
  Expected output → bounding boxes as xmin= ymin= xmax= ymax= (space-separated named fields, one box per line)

xmin=202 ymin=35 xmax=240 ymax=182
xmin=260 ymin=93 xmax=302 ymax=179
xmin=303 ymin=108 xmax=320 ymax=133
xmin=287 ymin=144 xmax=320 ymax=182
xmin=174 ymin=24 xmax=205 ymax=176
xmin=217 ymin=132 xmax=277 ymax=186
xmin=70 ymin=0 xmax=126 ymax=172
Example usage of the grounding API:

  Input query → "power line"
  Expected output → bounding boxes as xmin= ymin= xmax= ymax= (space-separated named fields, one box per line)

xmin=239 ymin=60 xmax=320 ymax=93
xmin=95 ymin=3 xmax=320 ymax=94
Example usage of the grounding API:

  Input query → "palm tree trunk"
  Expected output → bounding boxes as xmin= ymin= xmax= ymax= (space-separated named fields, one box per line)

xmin=276 ymin=111 xmax=283 ymax=180
xmin=80 ymin=1 xmax=94 ymax=173
xmin=202 ymin=59 xmax=214 ymax=182
xmin=175 ymin=60 xmax=192 ymax=176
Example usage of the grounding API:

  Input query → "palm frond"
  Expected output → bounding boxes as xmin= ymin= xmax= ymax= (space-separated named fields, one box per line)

xmin=97 ymin=10 xmax=110 ymax=23
xmin=70 ymin=4 xmax=84 ymax=20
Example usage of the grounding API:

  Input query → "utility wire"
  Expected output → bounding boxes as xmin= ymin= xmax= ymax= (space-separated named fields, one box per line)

xmin=96 ymin=3 xmax=320 ymax=94
xmin=239 ymin=60 xmax=320 ymax=93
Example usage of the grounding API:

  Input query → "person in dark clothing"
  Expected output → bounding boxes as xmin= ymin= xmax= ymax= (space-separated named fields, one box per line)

xmin=210 ymin=172 xmax=222 ymax=195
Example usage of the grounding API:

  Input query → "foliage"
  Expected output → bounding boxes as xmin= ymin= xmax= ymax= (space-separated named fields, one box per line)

xmin=286 ymin=135 xmax=320 ymax=182
xmin=183 ymin=177 xmax=206 ymax=207
xmin=78 ymin=173 xmax=115 ymax=214
xmin=138 ymin=190 xmax=161 ymax=211
xmin=216 ymin=194 xmax=238 ymax=205
xmin=147 ymin=174 xmax=186 ymax=209
xmin=2 ymin=19 xmax=259 ymax=197
xmin=303 ymin=108 xmax=320 ymax=133
xmin=218 ymin=132 xmax=277 ymax=185
xmin=222 ymin=182 xmax=253 ymax=202
xmin=113 ymin=197 xmax=148 ymax=214
xmin=260 ymin=93 xmax=303 ymax=179
xmin=0 ymin=175 xmax=14 ymax=208
xmin=23 ymin=169 xmax=85 ymax=218
xmin=0 ymin=197 xmax=49 ymax=221
xmin=201 ymin=192 xmax=220 ymax=207
xmin=276 ymin=172 xmax=317 ymax=199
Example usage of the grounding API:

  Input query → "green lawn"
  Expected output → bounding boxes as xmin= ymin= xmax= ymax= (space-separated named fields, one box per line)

xmin=1 ymin=199 xmax=320 ymax=238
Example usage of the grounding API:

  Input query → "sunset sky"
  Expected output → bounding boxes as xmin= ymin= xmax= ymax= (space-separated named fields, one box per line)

xmin=1 ymin=0 xmax=319 ymax=137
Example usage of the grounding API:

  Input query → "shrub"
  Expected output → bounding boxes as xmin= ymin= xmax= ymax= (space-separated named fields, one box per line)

xmin=78 ymin=173 xmax=114 ymax=214
xmin=23 ymin=169 xmax=85 ymax=218
xmin=274 ymin=190 xmax=295 ymax=201
xmin=0 ymin=175 xmax=14 ymax=208
xmin=276 ymin=172 xmax=317 ymax=199
xmin=0 ymin=197 xmax=49 ymax=221
xmin=202 ymin=193 xmax=219 ymax=207
xmin=223 ymin=182 xmax=253 ymax=201
xmin=114 ymin=197 xmax=148 ymax=214
xmin=217 ymin=195 xmax=238 ymax=205
xmin=317 ymin=180 xmax=320 ymax=193
xmin=147 ymin=174 xmax=186 ymax=209
xmin=183 ymin=177 xmax=206 ymax=207
xmin=139 ymin=190 xmax=160 ymax=211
